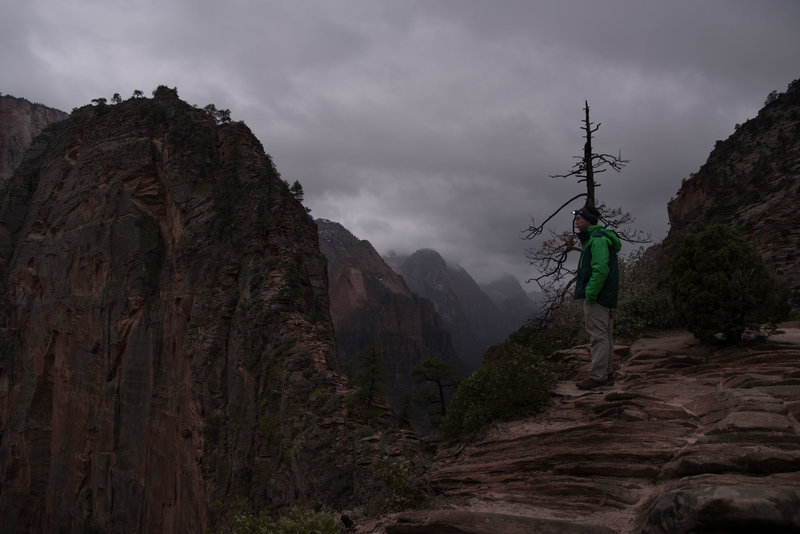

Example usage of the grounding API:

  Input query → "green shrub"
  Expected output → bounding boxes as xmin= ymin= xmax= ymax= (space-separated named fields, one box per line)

xmin=545 ymin=295 xmax=586 ymax=348
xmin=214 ymin=502 xmax=337 ymax=534
xmin=614 ymin=247 xmax=675 ymax=339
xmin=441 ymin=342 xmax=559 ymax=439
xmin=370 ymin=455 xmax=428 ymax=511
xmin=670 ymin=224 xmax=790 ymax=343
xmin=272 ymin=507 xmax=337 ymax=534
xmin=347 ymin=339 xmax=388 ymax=424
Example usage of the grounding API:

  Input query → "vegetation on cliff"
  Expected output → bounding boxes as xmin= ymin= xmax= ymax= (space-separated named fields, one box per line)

xmin=670 ymin=224 xmax=791 ymax=342
xmin=3 ymin=76 xmax=799 ymax=532
xmin=442 ymin=340 xmax=559 ymax=439
xmin=665 ymin=78 xmax=800 ymax=306
xmin=212 ymin=503 xmax=337 ymax=534
xmin=0 ymin=85 xmax=420 ymax=534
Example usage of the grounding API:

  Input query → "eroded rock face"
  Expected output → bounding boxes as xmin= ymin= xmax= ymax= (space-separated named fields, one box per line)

xmin=664 ymin=79 xmax=800 ymax=305
xmin=0 ymin=94 xmax=69 ymax=184
xmin=383 ymin=329 xmax=800 ymax=533
xmin=0 ymin=88 xmax=412 ymax=533
xmin=318 ymin=219 xmax=464 ymax=415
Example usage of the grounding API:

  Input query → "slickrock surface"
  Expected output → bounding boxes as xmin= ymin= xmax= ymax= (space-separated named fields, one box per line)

xmin=374 ymin=328 xmax=800 ymax=533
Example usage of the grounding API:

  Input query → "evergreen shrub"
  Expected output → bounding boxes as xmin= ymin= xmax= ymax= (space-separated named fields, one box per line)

xmin=614 ymin=247 xmax=676 ymax=339
xmin=441 ymin=342 xmax=559 ymax=439
xmin=213 ymin=501 xmax=337 ymax=534
xmin=370 ymin=455 xmax=428 ymax=511
xmin=670 ymin=224 xmax=790 ymax=342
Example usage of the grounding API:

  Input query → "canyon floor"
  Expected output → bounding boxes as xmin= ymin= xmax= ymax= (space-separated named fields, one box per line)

xmin=355 ymin=326 xmax=800 ymax=533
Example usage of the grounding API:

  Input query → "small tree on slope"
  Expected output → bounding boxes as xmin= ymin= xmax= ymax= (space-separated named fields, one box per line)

xmin=670 ymin=224 xmax=790 ymax=343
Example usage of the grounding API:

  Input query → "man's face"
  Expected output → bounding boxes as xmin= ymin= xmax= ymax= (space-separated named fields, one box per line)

xmin=574 ymin=214 xmax=592 ymax=231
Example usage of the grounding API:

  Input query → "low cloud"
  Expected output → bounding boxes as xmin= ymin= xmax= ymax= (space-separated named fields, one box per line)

xmin=3 ymin=0 xmax=798 ymax=285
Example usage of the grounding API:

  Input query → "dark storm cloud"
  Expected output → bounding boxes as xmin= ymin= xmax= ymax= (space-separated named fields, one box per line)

xmin=3 ymin=0 xmax=799 ymax=284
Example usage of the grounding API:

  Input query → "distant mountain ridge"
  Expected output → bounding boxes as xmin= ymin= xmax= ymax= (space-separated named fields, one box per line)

xmin=385 ymin=249 xmax=538 ymax=370
xmin=317 ymin=219 xmax=465 ymax=417
xmin=480 ymin=273 xmax=545 ymax=329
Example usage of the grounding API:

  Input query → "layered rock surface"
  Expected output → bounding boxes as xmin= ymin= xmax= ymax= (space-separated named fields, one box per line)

xmin=0 ymin=88 xmax=416 ymax=534
xmin=367 ymin=329 xmax=800 ymax=533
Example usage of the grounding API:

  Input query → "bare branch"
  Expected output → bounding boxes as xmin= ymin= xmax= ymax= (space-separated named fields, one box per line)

xmin=521 ymin=101 xmax=650 ymax=323
xmin=522 ymin=193 xmax=586 ymax=239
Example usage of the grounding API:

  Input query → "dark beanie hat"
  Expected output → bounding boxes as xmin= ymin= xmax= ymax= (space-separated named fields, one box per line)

xmin=573 ymin=205 xmax=600 ymax=225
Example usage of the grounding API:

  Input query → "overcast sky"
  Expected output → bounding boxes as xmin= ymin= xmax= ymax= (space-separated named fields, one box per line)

xmin=3 ymin=0 xmax=798 ymax=285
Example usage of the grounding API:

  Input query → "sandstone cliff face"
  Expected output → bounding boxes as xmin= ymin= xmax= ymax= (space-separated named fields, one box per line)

xmin=318 ymin=219 xmax=464 ymax=416
xmin=0 ymin=88 xmax=415 ymax=534
xmin=0 ymin=94 xmax=69 ymax=184
xmin=367 ymin=328 xmax=800 ymax=533
xmin=664 ymin=78 xmax=800 ymax=304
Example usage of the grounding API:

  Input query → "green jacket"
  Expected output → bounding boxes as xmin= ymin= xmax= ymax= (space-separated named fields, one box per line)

xmin=574 ymin=225 xmax=621 ymax=308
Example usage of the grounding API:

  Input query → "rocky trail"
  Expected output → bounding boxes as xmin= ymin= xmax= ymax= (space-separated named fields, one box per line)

xmin=361 ymin=328 xmax=800 ymax=533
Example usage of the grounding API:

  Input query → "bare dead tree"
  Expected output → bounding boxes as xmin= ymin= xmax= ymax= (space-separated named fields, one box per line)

xmin=523 ymin=101 xmax=650 ymax=318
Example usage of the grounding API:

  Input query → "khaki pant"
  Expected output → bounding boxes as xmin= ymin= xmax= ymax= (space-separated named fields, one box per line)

xmin=583 ymin=300 xmax=613 ymax=381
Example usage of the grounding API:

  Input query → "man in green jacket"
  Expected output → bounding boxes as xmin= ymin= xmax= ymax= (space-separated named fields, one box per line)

xmin=572 ymin=205 xmax=621 ymax=390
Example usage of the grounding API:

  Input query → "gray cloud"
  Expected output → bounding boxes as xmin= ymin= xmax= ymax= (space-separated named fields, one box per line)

xmin=3 ymin=0 xmax=798 ymax=284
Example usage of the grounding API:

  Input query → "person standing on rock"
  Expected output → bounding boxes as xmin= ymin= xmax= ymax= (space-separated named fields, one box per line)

xmin=572 ymin=205 xmax=621 ymax=390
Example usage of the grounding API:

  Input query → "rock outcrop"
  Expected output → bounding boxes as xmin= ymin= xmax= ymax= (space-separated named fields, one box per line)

xmin=0 ymin=93 xmax=69 ymax=184
xmin=663 ymin=78 xmax=800 ymax=305
xmin=0 ymin=88 xmax=416 ymax=534
xmin=369 ymin=329 xmax=800 ymax=533
xmin=318 ymin=219 xmax=465 ymax=418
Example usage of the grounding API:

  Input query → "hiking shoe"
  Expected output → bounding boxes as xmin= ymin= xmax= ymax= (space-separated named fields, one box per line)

xmin=576 ymin=377 xmax=614 ymax=390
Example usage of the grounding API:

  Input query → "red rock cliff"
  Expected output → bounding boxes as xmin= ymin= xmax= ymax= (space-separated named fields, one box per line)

xmin=0 ymin=94 xmax=69 ymax=184
xmin=664 ymin=78 xmax=800 ymax=304
xmin=0 ymin=87 xmax=412 ymax=533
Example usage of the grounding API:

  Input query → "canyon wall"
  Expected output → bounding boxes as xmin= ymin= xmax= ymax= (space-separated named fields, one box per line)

xmin=0 ymin=93 xmax=69 ymax=184
xmin=318 ymin=219 xmax=464 ymax=419
xmin=0 ymin=87 xmax=411 ymax=533
xmin=663 ymin=79 xmax=800 ymax=304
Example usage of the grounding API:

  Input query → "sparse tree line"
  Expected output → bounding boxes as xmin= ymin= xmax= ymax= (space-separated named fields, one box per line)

xmin=87 ymin=86 xmax=232 ymax=124
xmin=343 ymin=338 xmax=459 ymax=430
xmin=84 ymin=87 xmax=315 ymax=219
xmin=89 ymin=88 xmax=153 ymax=108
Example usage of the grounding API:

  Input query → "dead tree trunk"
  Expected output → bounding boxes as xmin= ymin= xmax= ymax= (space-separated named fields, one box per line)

xmin=522 ymin=101 xmax=647 ymax=303
xmin=583 ymin=101 xmax=596 ymax=206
